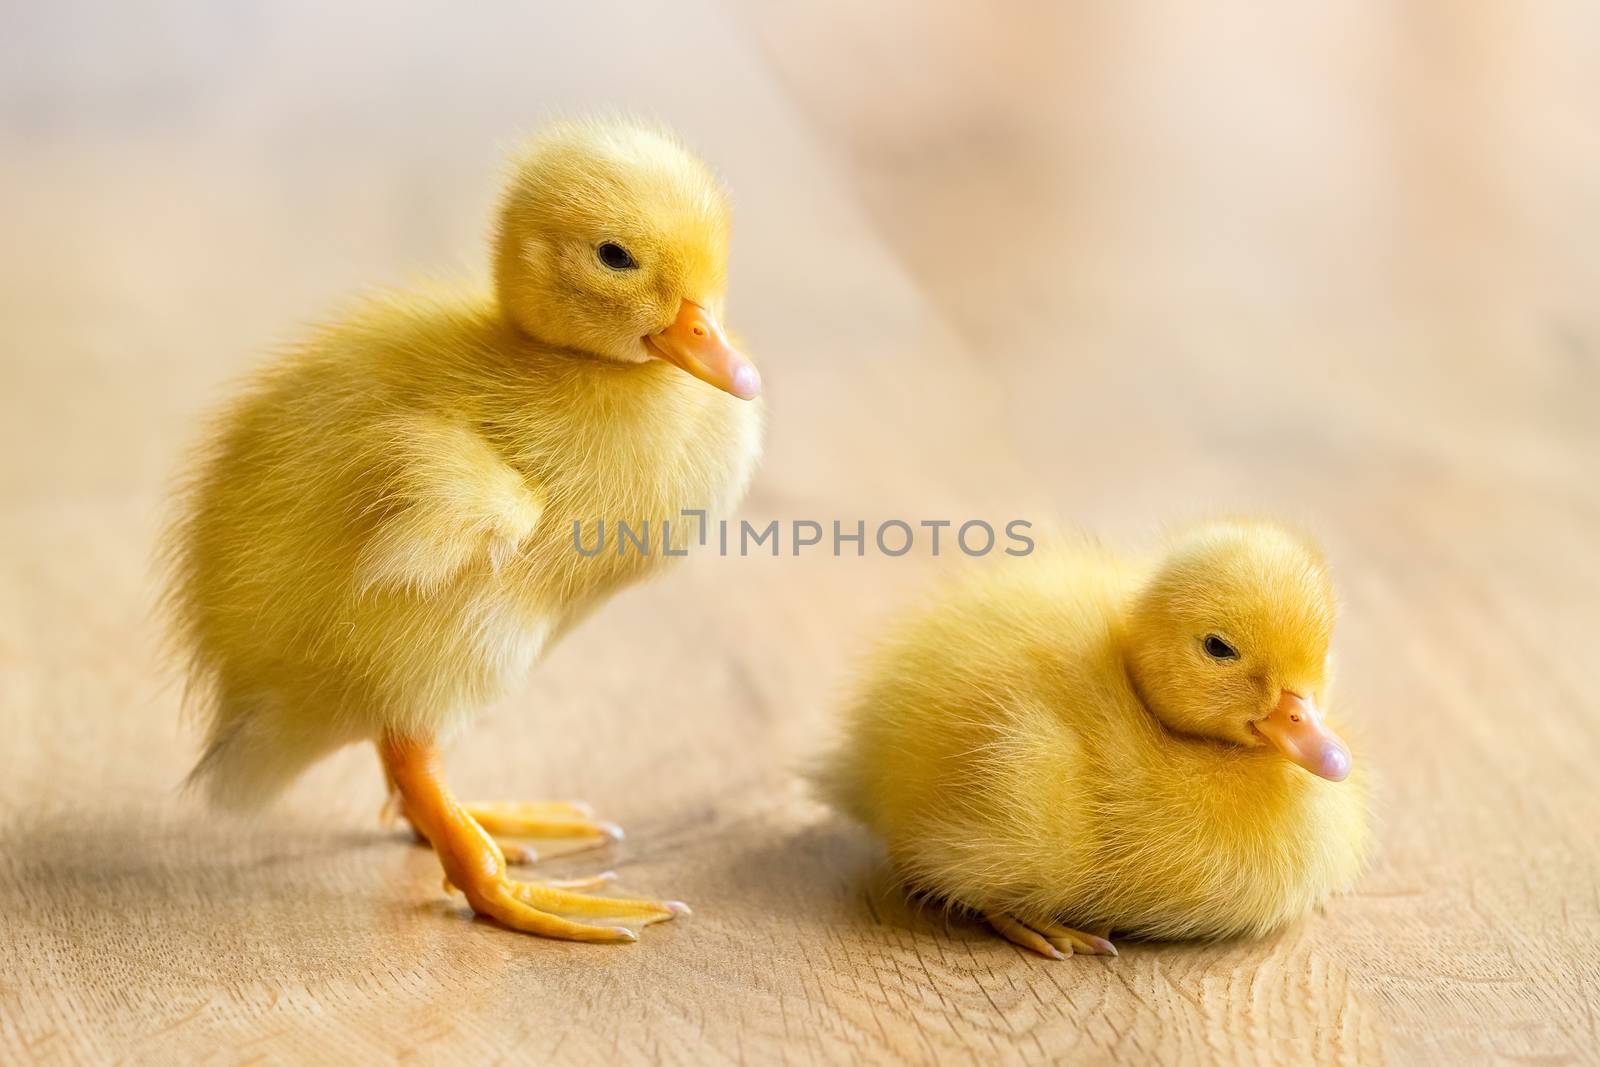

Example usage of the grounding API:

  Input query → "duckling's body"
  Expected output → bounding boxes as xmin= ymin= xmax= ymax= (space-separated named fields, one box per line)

xmin=175 ymin=287 xmax=760 ymax=799
xmin=822 ymin=524 xmax=1369 ymax=955
xmin=166 ymin=118 xmax=763 ymax=943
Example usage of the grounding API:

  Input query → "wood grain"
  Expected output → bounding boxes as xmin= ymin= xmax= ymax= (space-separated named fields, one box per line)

xmin=2 ymin=1 xmax=1597 ymax=1063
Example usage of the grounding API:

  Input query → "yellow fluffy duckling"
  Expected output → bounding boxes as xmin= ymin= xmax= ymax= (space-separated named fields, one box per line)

xmin=819 ymin=520 xmax=1369 ymax=958
xmin=163 ymin=118 xmax=763 ymax=943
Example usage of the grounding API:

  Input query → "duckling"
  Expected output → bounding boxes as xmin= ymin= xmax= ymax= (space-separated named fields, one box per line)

xmin=163 ymin=117 xmax=763 ymax=943
xmin=818 ymin=520 xmax=1369 ymax=958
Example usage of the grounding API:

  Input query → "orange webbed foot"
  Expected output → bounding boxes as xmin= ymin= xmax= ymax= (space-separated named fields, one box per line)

xmin=463 ymin=799 xmax=624 ymax=863
xmin=384 ymin=779 xmax=625 ymax=865
xmin=381 ymin=736 xmax=687 ymax=944
xmin=453 ymin=877 xmax=688 ymax=942
xmin=986 ymin=912 xmax=1117 ymax=960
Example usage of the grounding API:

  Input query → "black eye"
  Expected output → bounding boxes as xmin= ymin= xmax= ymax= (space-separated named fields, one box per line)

xmin=597 ymin=242 xmax=637 ymax=270
xmin=1203 ymin=635 xmax=1239 ymax=660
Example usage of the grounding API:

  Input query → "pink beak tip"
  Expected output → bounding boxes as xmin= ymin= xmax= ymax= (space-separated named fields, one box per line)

xmin=1316 ymin=743 xmax=1352 ymax=782
xmin=731 ymin=363 xmax=762 ymax=400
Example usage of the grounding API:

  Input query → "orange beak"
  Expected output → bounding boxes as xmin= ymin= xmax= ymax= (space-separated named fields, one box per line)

xmin=643 ymin=300 xmax=761 ymax=400
xmin=1253 ymin=691 xmax=1352 ymax=782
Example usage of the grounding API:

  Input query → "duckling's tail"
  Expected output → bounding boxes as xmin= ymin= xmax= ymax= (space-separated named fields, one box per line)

xmin=184 ymin=695 xmax=338 ymax=812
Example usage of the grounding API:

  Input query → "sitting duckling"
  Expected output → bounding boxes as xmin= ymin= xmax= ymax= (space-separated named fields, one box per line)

xmin=819 ymin=520 xmax=1369 ymax=958
xmin=164 ymin=118 xmax=763 ymax=943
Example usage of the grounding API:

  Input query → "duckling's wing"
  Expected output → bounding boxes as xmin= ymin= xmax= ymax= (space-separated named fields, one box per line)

xmin=354 ymin=414 xmax=544 ymax=595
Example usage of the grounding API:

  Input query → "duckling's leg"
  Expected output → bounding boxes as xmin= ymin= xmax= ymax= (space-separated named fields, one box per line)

xmin=381 ymin=764 xmax=623 ymax=865
xmin=986 ymin=912 xmax=1117 ymax=959
xmin=380 ymin=734 xmax=687 ymax=942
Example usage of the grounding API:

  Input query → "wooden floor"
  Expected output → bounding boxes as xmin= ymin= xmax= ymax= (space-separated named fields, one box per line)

xmin=3 ymin=2 xmax=1598 ymax=1064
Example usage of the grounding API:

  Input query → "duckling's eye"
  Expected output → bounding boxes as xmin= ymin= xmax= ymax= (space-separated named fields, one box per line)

xmin=597 ymin=242 xmax=637 ymax=270
xmin=1203 ymin=635 xmax=1239 ymax=661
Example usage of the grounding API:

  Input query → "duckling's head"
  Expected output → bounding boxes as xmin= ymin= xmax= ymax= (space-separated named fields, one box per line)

xmin=1125 ymin=520 xmax=1351 ymax=781
xmin=493 ymin=117 xmax=759 ymax=400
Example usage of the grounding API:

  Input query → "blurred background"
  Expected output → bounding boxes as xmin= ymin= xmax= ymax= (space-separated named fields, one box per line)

xmin=2 ymin=2 xmax=1597 ymax=1064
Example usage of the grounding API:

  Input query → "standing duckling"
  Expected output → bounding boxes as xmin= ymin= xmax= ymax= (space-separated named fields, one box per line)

xmin=164 ymin=118 xmax=763 ymax=943
xmin=819 ymin=520 xmax=1369 ymax=958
